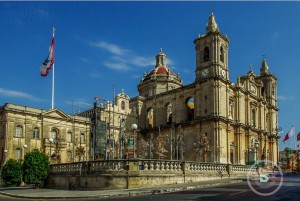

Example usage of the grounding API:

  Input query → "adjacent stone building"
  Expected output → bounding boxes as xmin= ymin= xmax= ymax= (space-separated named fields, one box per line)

xmin=79 ymin=90 xmax=138 ymax=160
xmin=130 ymin=12 xmax=280 ymax=165
xmin=0 ymin=103 xmax=90 ymax=167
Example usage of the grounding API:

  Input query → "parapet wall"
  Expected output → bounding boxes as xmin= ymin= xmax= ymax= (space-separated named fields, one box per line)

xmin=46 ymin=160 xmax=255 ymax=190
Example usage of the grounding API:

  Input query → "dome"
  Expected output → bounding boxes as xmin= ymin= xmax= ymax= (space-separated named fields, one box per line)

xmin=138 ymin=49 xmax=183 ymax=97
xmin=148 ymin=66 xmax=175 ymax=76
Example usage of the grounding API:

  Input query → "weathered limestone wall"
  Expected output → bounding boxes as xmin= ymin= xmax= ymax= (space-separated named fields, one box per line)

xmin=46 ymin=160 xmax=253 ymax=190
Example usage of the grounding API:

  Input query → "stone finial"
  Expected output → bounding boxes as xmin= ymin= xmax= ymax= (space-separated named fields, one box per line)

xmin=206 ymin=11 xmax=219 ymax=33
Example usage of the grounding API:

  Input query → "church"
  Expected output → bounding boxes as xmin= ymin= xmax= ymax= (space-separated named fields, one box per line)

xmin=130 ymin=12 xmax=279 ymax=165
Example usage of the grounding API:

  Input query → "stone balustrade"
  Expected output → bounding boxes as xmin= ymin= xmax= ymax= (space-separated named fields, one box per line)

xmin=50 ymin=160 xmax=127 ymax=175
xmin=47 ymin=160 xmax=256 ymax=190
xmin=141 ymin=160 xmax=181 ymax=171
xmin=187 ymin=162 xmax=227 ymax=173
xmin=50 ymin=159 xmax=256 ymax=175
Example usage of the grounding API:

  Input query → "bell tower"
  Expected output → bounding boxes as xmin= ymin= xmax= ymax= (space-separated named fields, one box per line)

xmin=195 ymin=12 xmax=230 ymax=82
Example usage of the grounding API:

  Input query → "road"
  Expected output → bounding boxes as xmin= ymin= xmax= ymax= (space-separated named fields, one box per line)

xmin=0 ymin=174 xmax=299 ymax=201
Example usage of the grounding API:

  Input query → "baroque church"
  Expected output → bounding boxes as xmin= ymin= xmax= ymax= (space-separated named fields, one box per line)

xmin=130 ymin=12 xmax=279 ymax=165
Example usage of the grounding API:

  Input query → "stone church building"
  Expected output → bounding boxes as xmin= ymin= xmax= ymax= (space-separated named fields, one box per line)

xmin=130 ymin=12 xmax=279 ymax=165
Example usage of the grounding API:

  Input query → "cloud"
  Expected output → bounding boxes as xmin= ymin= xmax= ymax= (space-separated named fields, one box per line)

xmin=0 ymin=87 xmax=40 ymax=101
xmin=278 ymin=95 xmax=293 ymax=101
xmin=89 ymin=40 xmax=176 ymax=71
xmin=90 ymin=41 xmax=129 ymax=56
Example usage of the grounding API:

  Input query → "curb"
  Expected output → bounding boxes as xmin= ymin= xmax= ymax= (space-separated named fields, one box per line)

xmin=0 ymin=179 xmax=243 ymax=199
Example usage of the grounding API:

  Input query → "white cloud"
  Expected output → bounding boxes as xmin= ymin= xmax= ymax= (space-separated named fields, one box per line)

xmin=103 ymin=61 xmax=131 ymax=71
xmin=0 ymin=87 xmax=40 ymax=101
xmin=90 ymin=41 xmax=129 ymax=56
xmin=89 ymin=40 xmax=177 ymax=72
xmin=278 ymin=95 xmax=293 ymax=101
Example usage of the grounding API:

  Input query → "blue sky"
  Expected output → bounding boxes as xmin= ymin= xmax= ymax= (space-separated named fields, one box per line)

xmin=1 ymin=1 xmax=300 ymax=151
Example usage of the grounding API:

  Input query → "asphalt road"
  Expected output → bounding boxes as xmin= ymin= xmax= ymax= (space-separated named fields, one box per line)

xmin=82 ymin=174 xmax=300 ymax=201
xmin=0 ymin=174 xmax=299 ymax=201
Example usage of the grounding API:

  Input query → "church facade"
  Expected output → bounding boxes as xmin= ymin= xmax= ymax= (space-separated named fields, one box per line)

xmin=130 ymin=12 xmax=279 ymax=165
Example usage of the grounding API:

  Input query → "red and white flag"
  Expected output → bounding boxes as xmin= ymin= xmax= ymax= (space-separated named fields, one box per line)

xmin=40 ymin=35 xmax=55 ymax=77
xmin=297 ymin=132 xmax=300 ymax=141
xmin=283 ymin=125 xmax=295 ymax=142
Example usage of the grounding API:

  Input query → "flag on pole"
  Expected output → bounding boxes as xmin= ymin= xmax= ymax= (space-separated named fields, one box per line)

xmin=282 ymin=125 xmax=295 ymax=142
xmin=40 ymin=34 xmax=55 ymax=77
xmin=297 ymin=132 xmax=300 ymax=141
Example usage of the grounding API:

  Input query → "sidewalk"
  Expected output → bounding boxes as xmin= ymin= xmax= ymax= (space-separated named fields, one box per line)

xmin=0 ymin=178 xmax=243 ymax=199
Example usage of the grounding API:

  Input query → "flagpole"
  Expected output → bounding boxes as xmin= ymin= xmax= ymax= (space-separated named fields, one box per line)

xmin=51 ymin=27 xmax=55 ymax=109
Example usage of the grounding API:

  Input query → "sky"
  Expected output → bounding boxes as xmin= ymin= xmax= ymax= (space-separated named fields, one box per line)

xmin=0 ymin=1 xmax=300 ymax=151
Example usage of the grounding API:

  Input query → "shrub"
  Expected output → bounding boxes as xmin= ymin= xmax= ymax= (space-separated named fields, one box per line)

xmin=1 ymin=159 xmax=23 ymax=186
xmin=22 ymin=150 xmax=50 ymax=187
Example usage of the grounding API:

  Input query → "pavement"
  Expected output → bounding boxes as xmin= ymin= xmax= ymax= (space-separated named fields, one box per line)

xmin=0 ymin=178 xmax=244 ymax=199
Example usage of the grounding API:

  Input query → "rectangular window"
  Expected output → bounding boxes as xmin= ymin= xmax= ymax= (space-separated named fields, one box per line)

xmin=16 ymin=125 xmax=22 ymax=138
xmin=16 ymin=148 xmax=21 ymax=160
xmin=67 ymin=132 xmax=72 ymax=142
xmin=32 ymin=128 xmax=39 ymax=139
xmin=80 ymin=133 xmax=85 ymax=144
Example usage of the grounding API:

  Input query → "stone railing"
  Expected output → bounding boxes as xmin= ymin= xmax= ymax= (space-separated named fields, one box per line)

xmin=141 ymin=160 xmax=182 ymax=171
xmin=50 ymin=159 xmax=256 ymax=176
xmin=232 ymin=164 xmax=256 ymax=173
xmin=50 ymin=160 xmax=127 ymax=175
xmin=187 ymin=162 xmax=227 ymax=173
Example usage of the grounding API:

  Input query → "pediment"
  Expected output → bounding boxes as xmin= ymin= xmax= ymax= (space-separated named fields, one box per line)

xmin=42 ymin=109 xmax=70 ymax=120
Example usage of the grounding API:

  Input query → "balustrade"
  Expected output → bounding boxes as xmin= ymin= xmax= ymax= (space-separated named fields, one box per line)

xmin=50 ymin=159 xmax=253 ymax=175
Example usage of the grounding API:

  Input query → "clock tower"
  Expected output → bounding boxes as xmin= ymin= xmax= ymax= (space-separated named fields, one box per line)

xmin=195 ymin=12 xmax=229 ymax=81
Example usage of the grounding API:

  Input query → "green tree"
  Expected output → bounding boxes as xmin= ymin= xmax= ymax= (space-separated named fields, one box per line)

xmin=1 ymin=159 xmax=23 ymax=186
xmin=22 ymin=150 xmax=50 ymax=187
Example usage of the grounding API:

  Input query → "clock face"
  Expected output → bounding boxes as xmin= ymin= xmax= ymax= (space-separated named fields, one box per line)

xmin=221 ymin=70 xmax=226 ymax=77
xmin=201 ymin=69 xmax=209 ymax=77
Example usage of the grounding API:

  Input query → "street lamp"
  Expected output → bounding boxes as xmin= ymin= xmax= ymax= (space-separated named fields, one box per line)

xmin=131 ymin=123 xmax=138 ymax=159
xmin=23 ymin=144 xmax=28 ymax=156
xmin=119 ymin=114 xmax=126 ymax=159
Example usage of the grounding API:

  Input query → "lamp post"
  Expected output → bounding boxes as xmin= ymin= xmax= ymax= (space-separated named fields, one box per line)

xmin=131 ymin=123 xmax=138 ymax=159
xmin=119 ymin=114 xmax=126 ymax=159
xmin=23 ymin=144 xmax=28 ymax=157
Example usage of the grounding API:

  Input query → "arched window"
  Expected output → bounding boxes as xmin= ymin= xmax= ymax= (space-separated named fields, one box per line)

xmin=229 ymin=100 xmax=234 ymax=119
xmin=51 ymin=128 xmax=57 ymax=140
xmin=261 ymin=87 xmax=265 ymax=97
xmin=272 ymin=84 xmax=275 ymax=96
xmin=220 ymin=46 xmax=224 ymax=62
xmin=147 ymin=108 xmax=154 ymax=128
xmin=203 ymin=46 xmax=210 ymax=62
xmin=121 ymin=101 xmax=125 ymax=110
xmin=186 ymin=97 xmax=195 ymax=121
xmin=252 ymin=109 xmax=256 ymax=127
xmin=166 ymin=103 xmax=173 ymax=124
xmin=16 ymin=125 xmax=22 ymax=138
xmin=32 ymin=127 xmax=39 ymax=139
